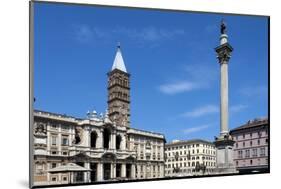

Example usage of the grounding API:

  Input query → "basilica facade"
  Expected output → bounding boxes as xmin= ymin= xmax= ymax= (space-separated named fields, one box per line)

xmin=33 ymin=45 xmax=165 ymax=186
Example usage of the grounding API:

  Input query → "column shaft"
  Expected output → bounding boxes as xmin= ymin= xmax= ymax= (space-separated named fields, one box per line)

xmin=131 ymin=164 xmax=136 ymax=179
xmin=220 ymin=62 xmax=229 ymax=135
xmin=84 ymin=162 xmax=90 ymax=182
xmin=97 ymin=163 xmax=103 ymax=181
xmin=121 ymin=164 xmax=126 ymax=178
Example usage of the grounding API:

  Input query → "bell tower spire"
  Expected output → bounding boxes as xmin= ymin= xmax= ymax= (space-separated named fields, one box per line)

xmin=111 ymin=42 xmax=127 ymax=73
xmin=107 ymin=43 xmax=130 ymax=127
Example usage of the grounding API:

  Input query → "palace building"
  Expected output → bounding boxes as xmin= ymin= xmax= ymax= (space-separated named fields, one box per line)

xmin=230 ymin=118 xmax=269 ymax=174
xmin=33 ymin=45 xmax=165 ymax=186
xmin=164 ymin=139 xmax=216 ymax=177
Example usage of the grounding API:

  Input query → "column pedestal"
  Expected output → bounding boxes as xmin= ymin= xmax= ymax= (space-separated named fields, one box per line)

xmin=214 ymin=137 xmax=237 ymax=174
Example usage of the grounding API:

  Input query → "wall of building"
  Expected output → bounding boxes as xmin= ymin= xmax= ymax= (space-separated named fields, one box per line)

xmin=164 ymin=140 xmax=216 ymax=177
xmin=231 ymin=120 xmax=269 ymax=173
xmin=33 ymin=111 xmax=165 ymax=186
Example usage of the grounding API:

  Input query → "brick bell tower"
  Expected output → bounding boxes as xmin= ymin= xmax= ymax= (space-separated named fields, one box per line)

xmin=107 ymin=43 xmax=130 ymax=127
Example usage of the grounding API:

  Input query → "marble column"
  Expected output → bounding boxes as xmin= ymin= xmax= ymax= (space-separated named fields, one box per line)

xmin=220 ymin=57 xmax=229 ymax=136
xmin=160 ymin=164 xmax=164 ymax=177
xmin=131 ymin=164 xmax=136 ymax=179
xmin=111 ymin=163 xmax=116 ymax=179
xmin=97 ymin=163 xmax=104 ymax=181
xmin=121 ymin=164 xmax=126 ymax=178
xmin=84 ymin=162 xmax=90 ymax=182
xmin=121 ymin=135 xmax=126 ymax=150
xmin=219 ymin=34 xmax=230 ymax=137
xmin=214 ymin=21 xmax=236 ymax=174
xmin=98 ymin=131 xmax=103 ymax=148
xmin=110 ymin=132 xmax=116 ymax=150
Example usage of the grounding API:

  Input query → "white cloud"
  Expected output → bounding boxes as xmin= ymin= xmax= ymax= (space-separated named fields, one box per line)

xmin=158 ymin=64 xmax=217 ymax=95
xmin=73 ymin=25 xmax=94 ymax=43
xmin=230 ymin=104 xmax=248 ymax=113
xmin=181 ymin=105 xmax=219 ymax=118
xmin=158 ymin=81 xmax=203 ymax=95
xmin=183 ymin=124 xmax=211 ymax=134
xmin=180 ymin=104 xmax=247 ymax=119
xmin=239 ymin=86 xmax=268 ymax=97
xmin=72 ymin=25 xmax=185 ymax=44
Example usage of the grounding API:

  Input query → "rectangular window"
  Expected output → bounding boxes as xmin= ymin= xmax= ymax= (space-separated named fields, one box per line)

xmin=50 ymin=124 xmax=57 ymax=129
xmin=61 ymin=125 xmax=69 ymax=131
xmin=245 ymin=149 xmax=250 ymax=158
xmin=260 ymin=148 xmax=266 ymax=157
xmin=252 ymin=149 xmax=258 ymax=157
xmin=51 ymin=135 xmax=57 ymax=146
xmin=51 ymin=163 xmax=56 ymax=168
xmin=62 ymin=136 xmax=69 ymax=146
xmin=238 ymin=150 xmax=243 ymax=158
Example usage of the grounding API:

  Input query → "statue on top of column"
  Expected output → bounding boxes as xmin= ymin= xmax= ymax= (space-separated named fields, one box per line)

xmin=221 ymin=19 xmax=227 ymax=34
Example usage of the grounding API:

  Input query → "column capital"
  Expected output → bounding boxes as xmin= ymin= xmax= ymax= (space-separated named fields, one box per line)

xmin=215 ymin=43 xmax=233 ymax=64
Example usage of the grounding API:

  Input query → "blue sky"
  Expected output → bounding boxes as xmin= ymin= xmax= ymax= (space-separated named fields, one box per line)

xmin=34 ymin=2 xmax=268 ymax=142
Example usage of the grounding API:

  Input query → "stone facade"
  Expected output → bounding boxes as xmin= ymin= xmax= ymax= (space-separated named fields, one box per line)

xmin=107 ymin=69 xmax=130 ymax=127
xmin=164 ymin=139 xmax=216 ymax=177
xmin=230 ymin=118 xmax=269 ymax=173
xmin=33 ymin=45 xmax=165 ymax=186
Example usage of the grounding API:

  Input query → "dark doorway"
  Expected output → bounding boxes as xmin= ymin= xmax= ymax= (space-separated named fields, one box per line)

xmin=116 ymin=164 xmax=121 ymax=178
xmin=90 ymin=132 xmax=97 ymax=148
xmin=116 ymin=135 xmax=122 ymax=150
xmin=126 ymin=164 xmax=131 ymax=178
xmin=103 ymin=128 xmax=110 ymax=149
xmin=103 ymin=163 xmax=111 ymax=180
xmin=90 ymin=163 xmax=97 ymax=182
xmin=76 ymin=162 xmax=84 ymax=182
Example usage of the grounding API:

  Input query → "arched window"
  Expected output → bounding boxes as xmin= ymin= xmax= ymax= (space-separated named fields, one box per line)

xmin=90 ymin=131 xmax=97 ymax=148
xmin=103 ymin=128 xmax=110 ymax=149
xmin=116 ymin=135 xmax=122 ymax=150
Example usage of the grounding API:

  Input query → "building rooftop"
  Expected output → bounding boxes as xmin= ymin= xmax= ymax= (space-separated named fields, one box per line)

xmin=165 ymin=139 xmax=214 ymax=147
xmin=129 ymin=127 xmax=165 ymax=139
xmin=34 ymin=109 xmax=78 ymax=120
xmin=230 ymin=117 xmax=268 ymax=133
xmin=34 ymin=109 xmax=165 ymax=139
